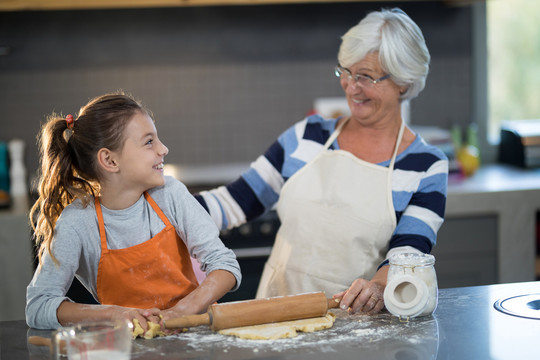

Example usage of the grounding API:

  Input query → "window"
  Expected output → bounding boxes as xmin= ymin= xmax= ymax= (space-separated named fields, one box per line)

xmin=487 ymin=0 xmax=540 ymax=143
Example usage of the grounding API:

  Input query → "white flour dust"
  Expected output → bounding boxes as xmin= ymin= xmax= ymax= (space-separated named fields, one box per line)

xmin=131 ymin=310 xmax=440 ymax=358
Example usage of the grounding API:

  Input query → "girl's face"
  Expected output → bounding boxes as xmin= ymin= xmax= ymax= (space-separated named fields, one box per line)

xmin=340 ymin=52 xmax=403 ymax=127
xmin=114 ymin=111 xmax=169 ymax=193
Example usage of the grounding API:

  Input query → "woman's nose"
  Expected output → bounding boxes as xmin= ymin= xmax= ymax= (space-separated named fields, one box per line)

xmin=342 ymin=77 xmax=360 ymax=92
xmin=344 ymin=80 xmax=361 ymax=93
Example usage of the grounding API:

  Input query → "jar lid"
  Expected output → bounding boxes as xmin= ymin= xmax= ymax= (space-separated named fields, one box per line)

xmin=388 ymin=253 xmax=435 ymax=267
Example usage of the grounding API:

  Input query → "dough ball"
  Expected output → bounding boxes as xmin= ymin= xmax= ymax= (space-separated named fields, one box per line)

xmin=131 ymin=318 xmax=166 ymax=339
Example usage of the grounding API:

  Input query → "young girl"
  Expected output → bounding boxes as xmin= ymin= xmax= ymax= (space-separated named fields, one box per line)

xmin=26 ymin=93 xmax=241 ymax=332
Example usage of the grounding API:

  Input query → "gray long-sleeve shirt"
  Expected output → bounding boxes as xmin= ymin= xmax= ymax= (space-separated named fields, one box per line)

xmin=26 ymin=176 xmax=241 ymax=329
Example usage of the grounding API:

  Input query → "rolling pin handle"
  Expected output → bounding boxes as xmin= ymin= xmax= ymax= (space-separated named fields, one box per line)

xmin=28 ymin=335 xmax=65 ymax=355
xmin=28 ymin=335 xmax=52 ymax=349
xmin=327 ymin=297 xmax=341 ymax=309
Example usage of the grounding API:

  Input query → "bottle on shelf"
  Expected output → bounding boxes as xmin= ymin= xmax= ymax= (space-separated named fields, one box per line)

xmin=8 ymin=139 xmax=28 ymax=213
xmin=0 ymin=141 xmax=10 ymax=207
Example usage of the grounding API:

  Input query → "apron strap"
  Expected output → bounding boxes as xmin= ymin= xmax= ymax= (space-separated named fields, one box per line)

xmin=388 ymin=120 xmax=406 ymax=171
xmin=323 ymin=117 xmax=406 ymax=170
xmin=95 ymin=193 xmax=173 ymax=253
xmin=323 ymin=117 xmax=349 ymax=150
xmin=385 ymin=119 xmax=405 ymax=229
xmin=144 ymin=192 xmax=173 ymax=228
xmin=95 ymin=197 xmax=108 ymax=253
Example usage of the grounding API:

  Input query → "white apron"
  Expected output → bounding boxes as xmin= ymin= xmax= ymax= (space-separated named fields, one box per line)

xmin=256 ymin=118 xmax=405 ymax=298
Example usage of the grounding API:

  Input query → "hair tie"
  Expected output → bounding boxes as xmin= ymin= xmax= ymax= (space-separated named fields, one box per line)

xmin=66 ymin=114 xmax=74 ymax=130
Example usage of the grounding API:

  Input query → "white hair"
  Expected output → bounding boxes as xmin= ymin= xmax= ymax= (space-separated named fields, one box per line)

xmin=338 ymin=8 xmax=430 ymax=101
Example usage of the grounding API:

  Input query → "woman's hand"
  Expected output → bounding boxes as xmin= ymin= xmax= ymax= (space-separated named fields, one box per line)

xmin=333 ymin=266 xmax=389 ymax=315
xmin=334 ymin=278 xmax=384 ymax=315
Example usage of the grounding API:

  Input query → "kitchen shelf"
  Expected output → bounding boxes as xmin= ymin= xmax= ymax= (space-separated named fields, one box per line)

xmin=0 ymin=0 xmax=482 ymax=11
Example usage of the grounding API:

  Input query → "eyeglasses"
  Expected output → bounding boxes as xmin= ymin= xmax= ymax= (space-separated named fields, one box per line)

xmin=334 ymin=64 xmax=390 ymax=88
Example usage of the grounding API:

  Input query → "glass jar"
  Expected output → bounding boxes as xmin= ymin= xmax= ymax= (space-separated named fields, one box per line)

xmin=383 ymin=253 xmax=438 ymax=320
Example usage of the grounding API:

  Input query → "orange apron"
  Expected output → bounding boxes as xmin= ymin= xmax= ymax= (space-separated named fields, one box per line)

xmin=96 ymin=192 xmax=199 ymax=309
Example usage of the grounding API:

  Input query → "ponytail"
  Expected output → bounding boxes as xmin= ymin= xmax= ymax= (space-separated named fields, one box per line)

xmin=30 ymin=114 xmax=98 ymax=266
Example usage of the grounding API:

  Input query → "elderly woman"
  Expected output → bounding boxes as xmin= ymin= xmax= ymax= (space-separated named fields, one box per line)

xmin=195 ymin=8 xmax=448 ymax=315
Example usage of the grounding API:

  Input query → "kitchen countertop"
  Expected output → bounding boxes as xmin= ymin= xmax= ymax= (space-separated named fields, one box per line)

xmin=5 ymin=281 xmax=539 ymax=360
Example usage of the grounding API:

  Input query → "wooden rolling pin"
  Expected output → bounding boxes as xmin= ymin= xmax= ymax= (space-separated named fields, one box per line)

xmin=165 ymin=292 xmax=340 ymax=331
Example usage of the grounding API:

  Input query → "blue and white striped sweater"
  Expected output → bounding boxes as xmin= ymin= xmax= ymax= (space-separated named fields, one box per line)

xmin=196 ymin=114 xmax=448 ymax=257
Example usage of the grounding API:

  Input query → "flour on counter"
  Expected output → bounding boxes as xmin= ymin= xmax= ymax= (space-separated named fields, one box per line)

xmin=131 ymin=310 xmax=440 ymax=359
xmin=352 ymin=328 xmax=376 ymax=336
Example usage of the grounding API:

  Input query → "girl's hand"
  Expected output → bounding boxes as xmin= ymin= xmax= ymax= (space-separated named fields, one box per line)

xmin=160 ymin=298 xmax=199 ymax=321
xmin=161 ymin=269 xmax=236 ymax=321
xmin=158 ymin=301 xmax=203 ymax=336
xmin=112 ymin=307 xmax=162 ymax=332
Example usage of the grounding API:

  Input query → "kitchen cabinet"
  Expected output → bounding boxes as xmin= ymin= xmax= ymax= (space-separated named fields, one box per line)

xmin=445 ymin=164 xmax=540 ymax=284
xmin=433 ymin=215 xmax=497 ymax=288
xmin=0 ymin=200 xmax=33 ymax=321
xmin=0 ymin=0 xmax=481 ymax=11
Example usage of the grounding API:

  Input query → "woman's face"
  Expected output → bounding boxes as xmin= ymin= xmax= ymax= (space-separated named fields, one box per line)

xmin=340 ymin=52 xmax=404 ymax=126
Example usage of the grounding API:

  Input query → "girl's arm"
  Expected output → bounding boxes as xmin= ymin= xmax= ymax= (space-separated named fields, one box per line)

xmin=57 ymin=301 xmax=162 ymax=331
xmin=161 ymin=269 xmax=236 ymax=319
xmin=167 ymin=178 xmax=242 ymax=291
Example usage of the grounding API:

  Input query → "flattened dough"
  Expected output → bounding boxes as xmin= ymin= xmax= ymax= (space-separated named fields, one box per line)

xmin=218 ymin=312 xmax=336 ymax=340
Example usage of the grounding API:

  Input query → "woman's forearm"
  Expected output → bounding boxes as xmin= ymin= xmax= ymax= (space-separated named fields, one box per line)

xmin=372 ymin=265 xmax=390 ymax=287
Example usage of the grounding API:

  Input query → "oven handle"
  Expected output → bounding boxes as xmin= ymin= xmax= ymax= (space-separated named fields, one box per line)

xmin=232 ymin=246 xmax=273 ymax=259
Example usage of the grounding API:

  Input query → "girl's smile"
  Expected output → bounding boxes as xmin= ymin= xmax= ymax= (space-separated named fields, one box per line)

xmin=153 ymin=162 xmax=165 ymax=171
